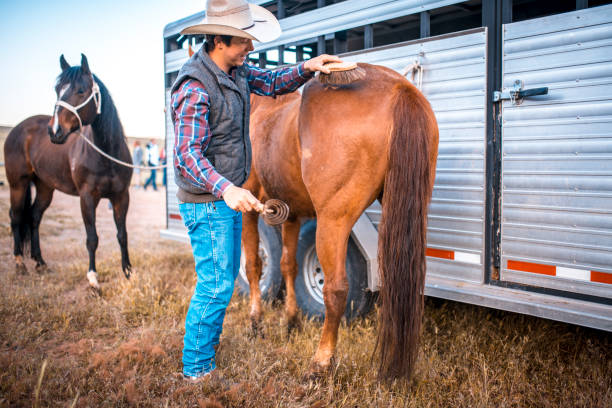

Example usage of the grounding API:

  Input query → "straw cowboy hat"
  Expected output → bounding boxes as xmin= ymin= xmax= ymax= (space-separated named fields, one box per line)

xmin=181 ymin=0 xmax=282 ymax=43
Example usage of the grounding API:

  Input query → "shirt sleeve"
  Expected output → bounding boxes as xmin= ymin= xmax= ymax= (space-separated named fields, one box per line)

xmin=171 ymin=79 xmax=233 ymax=198
xmin=246 ymin=62 xmax=315 ymax=96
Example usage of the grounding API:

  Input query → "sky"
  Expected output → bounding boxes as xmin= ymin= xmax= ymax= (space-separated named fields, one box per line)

xmin=0 ymin=0 xmax=206 ymax=138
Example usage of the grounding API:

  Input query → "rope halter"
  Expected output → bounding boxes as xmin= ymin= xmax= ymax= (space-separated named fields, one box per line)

xmin=54 ymin=76 xmax=102 ymax=130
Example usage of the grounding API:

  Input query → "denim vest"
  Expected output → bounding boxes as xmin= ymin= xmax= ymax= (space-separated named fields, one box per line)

xmin=171 ymin=45 xmax=251 ymax=197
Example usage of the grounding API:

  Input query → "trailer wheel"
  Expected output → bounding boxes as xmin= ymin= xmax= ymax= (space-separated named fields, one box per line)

xmin=237 ymin=218 xmax=283 ymax=300
xmin=294 ymin=220 xmax=374 ymax=321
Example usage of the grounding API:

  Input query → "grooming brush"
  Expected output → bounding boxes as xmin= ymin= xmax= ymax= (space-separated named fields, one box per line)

xmin=318 ymin=61 xmax=366 ymax=85
xmin=259 ymin=199 xmax=290 ymax=225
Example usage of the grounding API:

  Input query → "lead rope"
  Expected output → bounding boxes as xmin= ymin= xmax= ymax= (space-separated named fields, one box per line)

xmin=77 ymin=131 xmax=169 ymax=170
xmin=55 ymin=76 xmax=169 ymax=170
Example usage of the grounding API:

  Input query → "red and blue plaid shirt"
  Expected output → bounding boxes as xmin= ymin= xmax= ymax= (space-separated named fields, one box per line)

xmin=172 ymin=62 xmax=314 ymax=198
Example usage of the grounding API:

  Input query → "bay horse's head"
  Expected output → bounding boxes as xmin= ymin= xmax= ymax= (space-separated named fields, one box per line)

xmin=48 ymin=53 xmax=102 ymax=144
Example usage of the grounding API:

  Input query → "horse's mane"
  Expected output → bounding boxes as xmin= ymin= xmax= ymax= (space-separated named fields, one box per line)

xmin=56 ymin=67 xmax=125 ymax=149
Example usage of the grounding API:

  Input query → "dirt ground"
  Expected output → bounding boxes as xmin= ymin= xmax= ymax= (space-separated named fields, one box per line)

xmin=0 ymin=185 xmax=610 ymax=407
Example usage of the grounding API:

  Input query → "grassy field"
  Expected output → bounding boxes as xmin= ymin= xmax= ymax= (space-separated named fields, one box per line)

xmin=0 ymin=186 xmax=610 ymax=407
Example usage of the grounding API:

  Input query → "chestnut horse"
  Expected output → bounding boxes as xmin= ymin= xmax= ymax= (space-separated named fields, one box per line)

xmin=4 ymin=54 xmax=132 ymax=291
xmin=243 ymin=63 xmax=439 ymax=380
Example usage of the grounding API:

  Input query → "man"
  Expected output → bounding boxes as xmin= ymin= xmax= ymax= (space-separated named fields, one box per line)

xmin=171 ymin=0 xmax=341 ymax=382
xmin=132 ymin=141 xmax=143 ymax=188
xmin=143 ymin=139 xmax=159 ymax=191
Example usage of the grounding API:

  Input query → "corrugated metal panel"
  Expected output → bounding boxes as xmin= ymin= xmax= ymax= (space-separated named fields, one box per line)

xmin=500 ymin=5 xmax=612 ymax=298
xmin=342 ymin=28 xmax=487 ymax=283
xmin=255 ymin=0 xmax=467 ymax=51
xmin=162 ymin=1 xmax=467 ymax=48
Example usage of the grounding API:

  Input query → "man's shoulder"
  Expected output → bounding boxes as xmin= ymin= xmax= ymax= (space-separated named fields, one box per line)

xmin=174 ymin=78 xmax=209 ymax=96
xmin=171 ymin=78 xmax=211 ymax=108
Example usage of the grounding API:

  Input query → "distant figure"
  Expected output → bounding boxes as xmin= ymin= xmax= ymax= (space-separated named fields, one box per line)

xmin=160 ymin=147 xmax=167 ymax=188
xmin=143 ymin=139 xmax=159 ymax=191
xmin=132 ymin=141 xmax=143 ymax=188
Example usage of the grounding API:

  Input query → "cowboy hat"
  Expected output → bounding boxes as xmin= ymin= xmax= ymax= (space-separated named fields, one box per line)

xmin=181 ymin=0 xmax=281 ymax=43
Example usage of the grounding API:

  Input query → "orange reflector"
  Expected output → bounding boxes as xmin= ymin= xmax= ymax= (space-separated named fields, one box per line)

xmin=507 ymin=260 xmax=555 ymax=276
xmin=591 ymin=271 xmax=612 ymax=285
xmin=169 ymin=213 xmax=182 ymax=220
xmin=426 ymin=248 xmax=454 ymax=260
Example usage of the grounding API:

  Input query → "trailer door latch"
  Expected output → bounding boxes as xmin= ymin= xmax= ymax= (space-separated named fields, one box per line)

xmin=493 ymin=79 xmax=548 ymax=105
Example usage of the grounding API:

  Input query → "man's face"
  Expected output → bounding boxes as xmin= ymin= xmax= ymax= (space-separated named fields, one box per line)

xmin=221 ymin=36 xmax=255 ymax=67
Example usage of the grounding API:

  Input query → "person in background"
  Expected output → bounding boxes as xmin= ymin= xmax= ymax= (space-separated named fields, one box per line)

xmin=160 ymin=147 xmax=167 ymax=188
xmin=143 ymin=139 xmax=159 ymax=191
xmin=132 ymin=141 xmax=143 ymax=189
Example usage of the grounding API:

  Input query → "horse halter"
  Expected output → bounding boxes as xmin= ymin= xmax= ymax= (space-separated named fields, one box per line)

xmin=54 ymin=76 xmax=102 ymax=130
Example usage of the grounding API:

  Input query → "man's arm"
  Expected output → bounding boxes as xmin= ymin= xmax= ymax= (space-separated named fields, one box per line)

xmin=246 ymin=54 xmax=343 ymax=96
xmin=172 ymin=79 xmax=232 ymax=198
xmin=172 ymin=79 xmax=263 ymax=212
xmin=246 ymin=62 xmax=314 ymax=96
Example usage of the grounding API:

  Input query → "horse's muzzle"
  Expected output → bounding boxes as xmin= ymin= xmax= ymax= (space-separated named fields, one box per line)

xmin=48 ymin=126 xmax=68 ymax=144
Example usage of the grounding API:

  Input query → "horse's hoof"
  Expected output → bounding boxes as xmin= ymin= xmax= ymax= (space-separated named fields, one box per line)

xmin=15 ymin=263 xmax=28 ymax=275
xmin=35 ymin=264 xmax=52 ymax=274
xmin=123 ymin=266 xmax=132 ymax=280
xmin=287 ymin=317 xmax=302 ymax=335
xmin=249 ymin=319 xmax=265 ymax=339
xmin=88 ymin=285 xmax=102 ymax=297
xmin=304 ymin=361 xmax=332 ymax=382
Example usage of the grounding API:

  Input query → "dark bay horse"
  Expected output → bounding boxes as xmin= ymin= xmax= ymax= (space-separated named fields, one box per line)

xmin=243 ymin=63 xmax=439 ymax=380
xmin=4 ymin=54 xmax=132 ymax=291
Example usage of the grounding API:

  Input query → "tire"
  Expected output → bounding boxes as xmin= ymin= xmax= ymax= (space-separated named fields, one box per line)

xmin=294 ymin=220 xmax=374 ymax=321
xmin=236 ymin=217 xmax=283 ymax=301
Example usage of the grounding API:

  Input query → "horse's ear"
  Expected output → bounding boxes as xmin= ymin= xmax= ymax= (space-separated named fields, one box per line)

xmin=80 ymin=53 xmax=90 ymax=74
xmin=60 ymin=54 xmax=70 ymax=72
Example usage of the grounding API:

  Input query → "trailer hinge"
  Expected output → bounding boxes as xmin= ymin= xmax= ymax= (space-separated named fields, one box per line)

xmin=493 ymin=79 xmax=548 ymax=105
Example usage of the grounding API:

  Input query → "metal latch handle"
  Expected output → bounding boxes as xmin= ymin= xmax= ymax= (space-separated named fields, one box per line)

xmin=493 ymin=79 xmax=548 ymax=105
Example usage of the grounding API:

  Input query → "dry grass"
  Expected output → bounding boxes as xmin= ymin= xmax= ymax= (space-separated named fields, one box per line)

xmin=0 ymin=186 xmax=610 ymax=407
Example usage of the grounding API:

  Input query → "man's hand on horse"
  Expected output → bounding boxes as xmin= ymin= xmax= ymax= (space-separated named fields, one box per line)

xmin=304 ymin=54 xmax=343 ymax=74
xmin=223 ymin=185 xmax=264 ymax=213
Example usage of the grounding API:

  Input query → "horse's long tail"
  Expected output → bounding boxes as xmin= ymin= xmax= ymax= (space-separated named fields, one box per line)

xmin=376 ymin=82 xmax=437 ymax=380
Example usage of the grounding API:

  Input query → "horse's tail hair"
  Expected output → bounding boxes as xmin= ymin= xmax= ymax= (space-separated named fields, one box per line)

xmin=375 ymin=82 xmax=437 ymax=380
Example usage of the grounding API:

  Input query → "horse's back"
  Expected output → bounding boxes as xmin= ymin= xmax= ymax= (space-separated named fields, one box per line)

xmin=4 ymin=115 xmax=51 ymax=183
xmin=5 ymin=114 xmax=81 ymax=195
xmin=298 ymin=64 xmax=409 ymax=214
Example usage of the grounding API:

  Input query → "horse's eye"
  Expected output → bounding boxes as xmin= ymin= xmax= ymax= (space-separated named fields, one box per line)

xmin=77 ymin=90 xmax=85 ymax=95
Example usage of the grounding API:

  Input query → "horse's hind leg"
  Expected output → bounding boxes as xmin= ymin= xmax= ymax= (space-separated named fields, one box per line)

xmin=31 ymin=180 xmax=55 ymax=273
xmin=110 ymin=191 xmax=132 ymax=279
xmin=8 ymin=180 xmax=32 ymax=275
xmin=281 ymin=219 xmax=301 ymax=332
xmin=310 ymin=214 xmax=351 ymax=375
xmin=242 ymin=211 xmax=264 ymax=335
xmin=80 ymin=192 xmax=101 ymax=291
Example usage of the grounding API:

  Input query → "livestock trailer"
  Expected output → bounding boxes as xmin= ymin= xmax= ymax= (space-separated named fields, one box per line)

xmin=161 ymin=0 xmax=612 ymax=331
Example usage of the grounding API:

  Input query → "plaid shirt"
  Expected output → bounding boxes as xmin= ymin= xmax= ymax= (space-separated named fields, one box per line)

xmin=172 ymin=62 xmax=314 ymax=198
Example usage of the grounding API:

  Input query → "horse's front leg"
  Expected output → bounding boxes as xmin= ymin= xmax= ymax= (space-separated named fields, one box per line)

xmin=110 ymin=191 xmax=132 ymax=279
xmin=310 ymin=215 xmax=350 ymax=375
xmin=242 ymin=211 xmax=263 ymax=335
xmin=80 ymin=192 xmax=101 ymax=291
xmin=281 ymin=219 xmax=301 ymax=332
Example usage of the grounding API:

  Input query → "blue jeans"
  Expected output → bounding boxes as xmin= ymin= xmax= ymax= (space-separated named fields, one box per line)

xmin=179 ymin=200 xmax=242 ymax=377
xmin=144 ymin=168 xmax=157 ymax=190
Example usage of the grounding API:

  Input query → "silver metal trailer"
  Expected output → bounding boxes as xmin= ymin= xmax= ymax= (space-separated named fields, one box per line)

xmin=161 ymin=1 xmax=612 ymax=331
